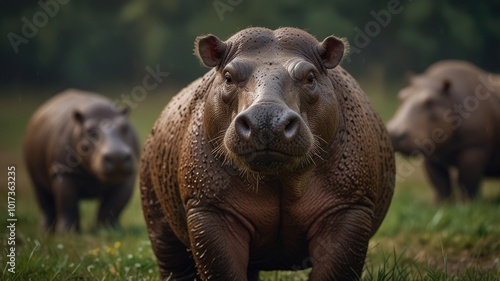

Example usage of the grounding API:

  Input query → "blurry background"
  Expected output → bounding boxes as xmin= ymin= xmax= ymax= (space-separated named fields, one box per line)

xmin=1 ymin=0 xmax=499 ymax=94
xmin=1 ymin=1 xmax=500 ymax=280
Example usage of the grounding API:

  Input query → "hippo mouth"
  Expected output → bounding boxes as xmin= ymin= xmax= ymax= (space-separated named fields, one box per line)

xmin=98 ymin=169 xmax=135 ymax=184
xmin=240 ymin=149 xmax=294 ymax=173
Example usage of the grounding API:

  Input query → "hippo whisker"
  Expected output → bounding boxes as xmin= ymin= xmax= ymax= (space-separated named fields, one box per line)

xmin=209 ymin=134 xmax=227 ymax=161
xmin=312 ymin=135 xmax=327 ymax=159
xmin=300 ymin=135 xmax=325 ymax=167
xmin=241 ymin=169 xmax=262 ymax=193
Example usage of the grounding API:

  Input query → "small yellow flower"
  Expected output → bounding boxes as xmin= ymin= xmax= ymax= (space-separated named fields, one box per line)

xmin=87 ymin=248 xmax=101 ymax=256
xmin=109 ymin=265 xmax=118 ymax=275
xmin=107 ymin=247 xmax=117 ymax=255
xmin=114 ymin=241 xmax=121 ymax=249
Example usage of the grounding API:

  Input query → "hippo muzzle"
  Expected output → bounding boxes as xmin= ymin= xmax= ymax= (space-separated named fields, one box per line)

xmin=227 ymin=102 xmax=313 ymax=173
xmin=89 ymin=128 xmax=137 ymax=184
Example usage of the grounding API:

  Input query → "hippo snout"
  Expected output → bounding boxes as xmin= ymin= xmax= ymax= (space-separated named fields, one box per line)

xmin=387 ymin=128 xmax=414 ymax=156
xmin=103 ymin=151 xmax=133 ymax=171
xmin=227 ymin=103 xmax=313 ymax=173
xmin=234 ymin=104 xmax=301 ymax=145
xmin=389 ymin=131 xmax=406 ymax=149
xmin=101 ymin=147 xmax=135 ymax=177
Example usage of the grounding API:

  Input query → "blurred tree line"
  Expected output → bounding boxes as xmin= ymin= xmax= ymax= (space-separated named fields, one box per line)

xmin=1 ymin=0 xmax=499 ymax=93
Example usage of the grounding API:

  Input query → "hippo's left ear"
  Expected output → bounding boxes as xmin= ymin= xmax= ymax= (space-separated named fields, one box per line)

xmin=118 ymin=106 xmax=130 ymax=116
xmin=195 ymin=34 xmax=227 ymax=68
xmin=317 ymin=36 xmax=348 ymax=69
xmin=442 ymin=79 xmax=451 ymax=93
xmin=73 ymin=110 xmax=85 ymax=124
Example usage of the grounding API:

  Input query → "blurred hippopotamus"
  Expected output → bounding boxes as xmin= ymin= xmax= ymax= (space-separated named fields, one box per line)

xmin=23 ymin=89 xmax=140 ymax=233
xmin=387 ymin=60 xmax=500 ymax=201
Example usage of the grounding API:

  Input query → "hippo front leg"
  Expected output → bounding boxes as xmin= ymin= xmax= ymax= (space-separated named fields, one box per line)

xmin=424 ymin=158 xmax=452 ymax=202
xmin=33 ymin=184 xmax=57 ymax=233
xmin=53 ymin=177 xmax=81 ymax=233
xmin=97 ymin=180 xmax=135 ymax=228
xmin=456 ymin=148 xmax=488 ymax=201
xmin=186 ymin=205 xmax=251 ymax=281
xmin=307 ymin=206 xmax=373 ymax=281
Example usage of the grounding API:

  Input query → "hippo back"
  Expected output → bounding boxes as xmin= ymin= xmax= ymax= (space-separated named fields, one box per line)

xmin=327 ymin=66 xmax=395 ymax=234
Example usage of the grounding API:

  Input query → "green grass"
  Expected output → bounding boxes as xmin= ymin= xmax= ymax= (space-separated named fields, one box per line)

xmin=1 ymin=88 xmax=499 ymax=280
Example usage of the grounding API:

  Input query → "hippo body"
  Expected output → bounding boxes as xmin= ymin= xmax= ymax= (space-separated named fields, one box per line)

xmin=141 ymin=27 xmax=394 ymax=280
xmin=24 ymin=89 xmax=140 ymax=233
xmin=387 ymin=60 xmax=500 ymax=201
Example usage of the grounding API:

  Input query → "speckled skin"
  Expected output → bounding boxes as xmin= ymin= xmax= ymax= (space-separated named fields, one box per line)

xmin=24 ymin=89 xmax=140 ymax=233
xmin=141 ymin=27 xmax=395 ymax=281
xmin=387 ymin=60 xmax=500 ymax=201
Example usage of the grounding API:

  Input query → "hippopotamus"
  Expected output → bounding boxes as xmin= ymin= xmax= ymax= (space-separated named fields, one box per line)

xmin=140 ymin=27 xmax=395 ymax=280
xmin=387 ymin=60 xmax=500 ymax=201
xmin=23 ymin=89 xmax=140 ymax=233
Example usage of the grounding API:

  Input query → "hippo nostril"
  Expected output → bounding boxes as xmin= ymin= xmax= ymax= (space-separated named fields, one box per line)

xmin=124 ymin=154 xmax=132 ymax=162
xmin=283 ymin=116 xmax=300 ymax=141
xmin=391 ymin=132 xmax=408 ymax=148
xmin=103 ymin=152 xmax=134 ymax=172
xmin=235 ymin=115 xmax=253 ymax=140
xmin=103 ymin=155 xmax=115 ymax=171
xmin=122 ymin=154 xmax=133 ymax=169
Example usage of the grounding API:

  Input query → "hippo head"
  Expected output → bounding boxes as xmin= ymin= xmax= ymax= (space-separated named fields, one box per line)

xmin=386 ymin=76 xmax=455 ymax=156
xmin=195 ymin=27 xmax=346 ymax=175
xmin=72 ymin=103 xmax=137 ymax=184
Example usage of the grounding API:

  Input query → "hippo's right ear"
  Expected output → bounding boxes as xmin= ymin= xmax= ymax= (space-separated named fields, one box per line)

xmin=73 ymin=110 xmax=85 ymax=124
xmin=195 ymin=34 xmax=227 ymax=68
xmin=117 ymin=105 xmax=130 ymax=116
xmin=406 ymin=70 xmax=415 ymax=81
xmin=317 ymin=36 xmax=348 ymax=69
xmin=442 ymin=79 xmax=451 ymax=93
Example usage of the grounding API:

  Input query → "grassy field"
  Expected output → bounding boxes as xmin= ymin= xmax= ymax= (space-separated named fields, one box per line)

xmin=1 ymin=86 xmax=499 ymax=281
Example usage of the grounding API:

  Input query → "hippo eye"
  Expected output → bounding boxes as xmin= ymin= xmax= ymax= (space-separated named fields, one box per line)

xmin=119 ymin=124 xmax=129 ymax=135
xmin=306 ymin=71 xmax=316 ymax=84
xmin=79 ymin=141 xmax=92 ymax=154
xmin=224 ymin=72 xmax=233 ymax=84
xmin=424 ymin=99 xmax=434 ymax=108
xmin=87 ymin=128 xmax=101 ymax=142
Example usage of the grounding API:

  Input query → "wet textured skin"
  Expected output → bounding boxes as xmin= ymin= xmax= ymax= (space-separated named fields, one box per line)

xmin=141 ymin=27 xmax=395 ymax=281
xmin=23 ymin=89 xmax=140 ymax=233
xmin=387 ymin=60 xmax=500 ymax=202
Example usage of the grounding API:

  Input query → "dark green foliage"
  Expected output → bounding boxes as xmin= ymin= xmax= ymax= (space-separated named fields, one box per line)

xmin=1 ymin=0 xmax=499 ymax=92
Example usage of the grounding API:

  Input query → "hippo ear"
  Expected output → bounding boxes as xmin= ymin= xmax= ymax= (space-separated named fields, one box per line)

xmin=118 ymin=106 xmax=130 ymax=116
xmin=195 ymin=34 xmax=227 ymax=68
xmin=317 ymin=36 xmax=347 ymax=69
xmin=406 ymin=70 xmax=415 ymax=81
xmin=73 ymin=110 xmax=85 ymax=124
xmin=442 ymin=79 xmax=451 ymax=93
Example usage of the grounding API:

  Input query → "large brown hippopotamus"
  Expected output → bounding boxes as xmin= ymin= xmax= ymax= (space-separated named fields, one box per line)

xmin=140 ymin=27 xmax=395 ymax=281
xmin=23 ymin=89 xmax=140 ymax=233
xmin=387 ymin=60 xmax=500 ymax=201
